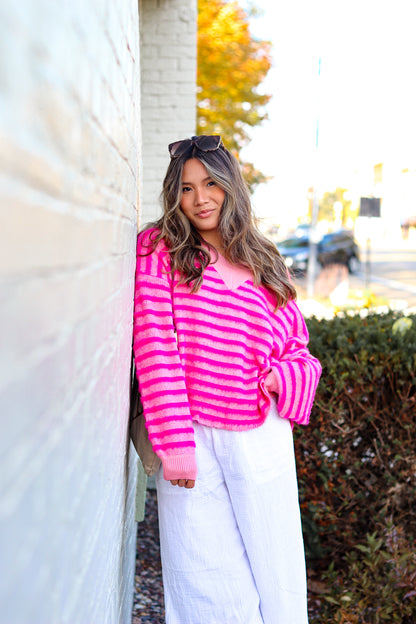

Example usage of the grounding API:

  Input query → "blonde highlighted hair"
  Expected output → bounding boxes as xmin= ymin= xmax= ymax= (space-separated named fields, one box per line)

xmin=142 ymin=139 xmax=296 ymax=307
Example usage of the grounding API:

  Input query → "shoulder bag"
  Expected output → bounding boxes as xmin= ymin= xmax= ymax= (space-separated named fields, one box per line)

xmin=129 ymin=353 xmax=161 ymax=476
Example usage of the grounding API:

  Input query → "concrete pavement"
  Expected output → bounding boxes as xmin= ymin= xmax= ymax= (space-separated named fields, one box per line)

xmin=294 ymin=262 xmax=416 ymax=318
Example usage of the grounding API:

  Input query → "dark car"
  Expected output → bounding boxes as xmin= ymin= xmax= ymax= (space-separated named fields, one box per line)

xmin=277 ymin=230 xmax=361 ymax=274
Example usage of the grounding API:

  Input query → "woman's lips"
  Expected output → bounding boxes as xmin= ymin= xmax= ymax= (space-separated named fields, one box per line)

xmin=197 ymin=209 xmax=215 ymax=218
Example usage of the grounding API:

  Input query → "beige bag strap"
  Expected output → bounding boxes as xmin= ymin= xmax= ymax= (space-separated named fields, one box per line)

xmin=129 ymin=349 xmax=161 ymax=477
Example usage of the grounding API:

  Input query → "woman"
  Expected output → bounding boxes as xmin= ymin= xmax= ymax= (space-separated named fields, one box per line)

xmin=133 ymin=135 xmax=321 ymax=624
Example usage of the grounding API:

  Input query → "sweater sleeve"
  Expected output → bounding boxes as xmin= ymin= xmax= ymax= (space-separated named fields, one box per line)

xmin=133 ymin=231 xmax=197 ymax=481
xmin=265 ymin=300 xmax=322 ymax=426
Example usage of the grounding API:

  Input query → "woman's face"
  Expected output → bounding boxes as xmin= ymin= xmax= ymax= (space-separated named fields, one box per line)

xmin=179 ymin=158 xmax=225 ymax=239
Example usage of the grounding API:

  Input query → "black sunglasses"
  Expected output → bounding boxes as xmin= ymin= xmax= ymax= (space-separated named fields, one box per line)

xmin=168 ymin=135 xmax=223 ymax=159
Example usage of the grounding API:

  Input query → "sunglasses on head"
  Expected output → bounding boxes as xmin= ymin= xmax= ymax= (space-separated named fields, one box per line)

xmin=168 ymin=135 xmax=223 ymax=159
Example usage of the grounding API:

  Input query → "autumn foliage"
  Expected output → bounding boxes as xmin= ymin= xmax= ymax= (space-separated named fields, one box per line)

xmin=197 ymin=0 xmax=272 ymax=191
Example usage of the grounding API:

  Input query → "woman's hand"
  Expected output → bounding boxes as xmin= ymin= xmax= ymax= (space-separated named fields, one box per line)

xmin=170 ymin=479 xmax=195 ymax=489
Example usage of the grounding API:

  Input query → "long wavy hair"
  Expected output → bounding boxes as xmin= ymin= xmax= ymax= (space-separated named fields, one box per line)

xmin=142 ymin=139 xmax=296 ymax=307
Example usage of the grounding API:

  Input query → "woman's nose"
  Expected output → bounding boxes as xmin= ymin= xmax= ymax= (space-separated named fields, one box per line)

xmin=195 ymin=187 xmax=209 ymax=205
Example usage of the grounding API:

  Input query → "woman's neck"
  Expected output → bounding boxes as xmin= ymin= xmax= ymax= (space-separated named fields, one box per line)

xmin=200 ymin=231 xmax=225 ymax=254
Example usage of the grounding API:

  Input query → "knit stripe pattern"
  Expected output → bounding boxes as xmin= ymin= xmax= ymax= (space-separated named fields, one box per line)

xmin=133 ymin=230 xmax=322 ymax=480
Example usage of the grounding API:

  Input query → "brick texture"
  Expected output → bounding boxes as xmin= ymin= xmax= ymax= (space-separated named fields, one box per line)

xmin=0 ymin=0 xmax=197 ymax=622
xmin=0 ymin=2 xmax=140 ymax=623
xmin=138 ymin=0 xmax=197 ymax=226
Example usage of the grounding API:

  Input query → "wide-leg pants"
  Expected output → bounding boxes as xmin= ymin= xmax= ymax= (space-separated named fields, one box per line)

xmin=155 ymin=401 xmax=308 ymax=624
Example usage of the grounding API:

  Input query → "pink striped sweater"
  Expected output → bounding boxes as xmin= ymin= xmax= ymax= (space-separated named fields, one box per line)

xmin=133 ymin=229 xmax=322 ymax=481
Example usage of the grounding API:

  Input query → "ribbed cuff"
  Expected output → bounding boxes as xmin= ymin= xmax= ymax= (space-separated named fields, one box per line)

xmin=162 ymin=453 xmax=198 ymax=481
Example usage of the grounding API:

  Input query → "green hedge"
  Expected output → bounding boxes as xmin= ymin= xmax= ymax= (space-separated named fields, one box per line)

xmin=297 ymin=311 xmax=416 ymax=623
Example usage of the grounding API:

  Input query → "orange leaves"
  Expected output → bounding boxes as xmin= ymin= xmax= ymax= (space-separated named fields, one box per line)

xmin=197 ymin=0 xmax=272 ymax=190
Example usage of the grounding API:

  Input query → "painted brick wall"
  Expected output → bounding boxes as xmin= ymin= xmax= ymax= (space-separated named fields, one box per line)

xmin=139 ymin=0 xmax=197 ymax=226
xmin=0 ymin=2 xmax=140 ymax=623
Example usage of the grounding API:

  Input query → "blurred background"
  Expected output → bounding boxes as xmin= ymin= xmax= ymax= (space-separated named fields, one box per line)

xmin=249 ymin=0 xmax=416 ymax=315
xmin=242 ymin=0 xmax=416 ymax=243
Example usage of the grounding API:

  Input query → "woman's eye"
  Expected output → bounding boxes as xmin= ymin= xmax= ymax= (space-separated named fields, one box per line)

xmin=182 ymin=186 xmax=192 ymax=193
xmin=207 ymin=180 xmax=216 ymax=187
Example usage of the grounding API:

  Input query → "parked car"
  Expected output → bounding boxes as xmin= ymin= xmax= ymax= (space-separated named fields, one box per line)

xmin=276 ymin=230 xmax=361 ymax=274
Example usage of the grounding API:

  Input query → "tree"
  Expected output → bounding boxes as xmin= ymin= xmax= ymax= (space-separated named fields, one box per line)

xmin=197 ymin=0 xmax=272 ymax=192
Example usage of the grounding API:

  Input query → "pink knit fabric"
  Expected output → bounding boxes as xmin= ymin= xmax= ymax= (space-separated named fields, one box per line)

xmin=133 ymin=229 xmax=322 ymax=480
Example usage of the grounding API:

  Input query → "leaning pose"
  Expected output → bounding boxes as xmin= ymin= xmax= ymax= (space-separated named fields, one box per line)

xmin=133 ymin=135 xmax=322 ymax=624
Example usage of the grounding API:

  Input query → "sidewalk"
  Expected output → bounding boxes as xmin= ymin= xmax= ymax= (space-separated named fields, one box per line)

xmin=294 ymin=264 xmax=416 ymax=319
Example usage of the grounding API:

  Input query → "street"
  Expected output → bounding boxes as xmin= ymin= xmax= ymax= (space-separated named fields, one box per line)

xmin=295 ymin=246 xmax=416 ymax=311
xmin=352 ymin=247 xmax=416 ymax=309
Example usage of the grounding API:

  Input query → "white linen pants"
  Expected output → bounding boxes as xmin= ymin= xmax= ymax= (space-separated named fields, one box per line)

xmin=155 ymin=401 xmax=308 ymax=624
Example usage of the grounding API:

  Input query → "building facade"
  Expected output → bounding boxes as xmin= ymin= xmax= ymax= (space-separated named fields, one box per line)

xmin=0 ymin=1 xmax=196 ymax=622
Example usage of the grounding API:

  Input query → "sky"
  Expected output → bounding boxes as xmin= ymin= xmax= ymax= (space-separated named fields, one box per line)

xmin=240 ymin=0 xmax=416 ymax=227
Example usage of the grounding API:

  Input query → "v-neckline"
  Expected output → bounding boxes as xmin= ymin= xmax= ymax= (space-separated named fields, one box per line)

xmin=210 ymin=253 xmax=253 ymax=291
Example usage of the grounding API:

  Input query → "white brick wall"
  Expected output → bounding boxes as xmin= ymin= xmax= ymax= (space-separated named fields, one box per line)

xmin=139 ymin=0 xmax=197 ymax=226
xmin=0 ymin=0 xmax=197 ymax=622
xmin=0 ymin=2 xmax=140 ymax=623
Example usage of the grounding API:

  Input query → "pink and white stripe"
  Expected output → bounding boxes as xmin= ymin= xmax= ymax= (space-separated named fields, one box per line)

xmin=133 ymin=229 xmax=322 ymax=480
